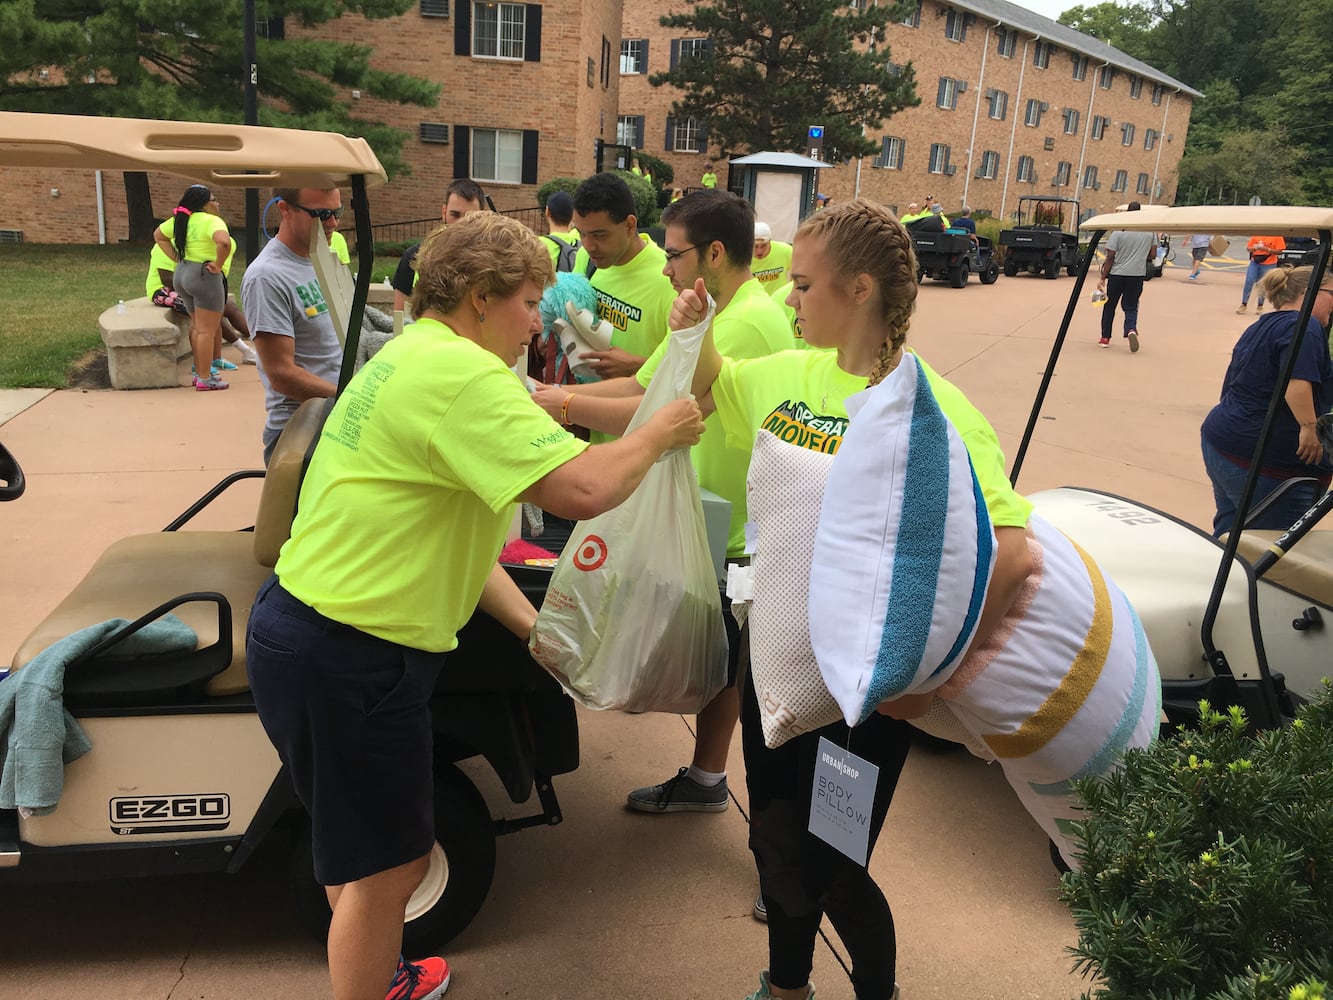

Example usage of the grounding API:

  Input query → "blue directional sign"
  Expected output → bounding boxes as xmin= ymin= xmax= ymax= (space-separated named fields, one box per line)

xmin=808 ymin=126 xmax=825 ymax=139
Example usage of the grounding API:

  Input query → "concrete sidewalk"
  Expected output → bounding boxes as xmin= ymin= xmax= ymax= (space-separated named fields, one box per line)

xmin=0 ymin=262 xmax=1261 ymax=999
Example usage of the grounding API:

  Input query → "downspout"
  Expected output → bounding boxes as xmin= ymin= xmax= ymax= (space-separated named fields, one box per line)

xmin=95 ymin=170 xmax=107 ymax=245
xmin=1000 ymin=36 xmax=1032 ymax=219
xmin=1075 ymin=61 xmax=1109 ymax=211
xmin=962 ymin=21 xmax=994 ymax=210
xmin=1150 ymin=87 xmax=1177 ymax=204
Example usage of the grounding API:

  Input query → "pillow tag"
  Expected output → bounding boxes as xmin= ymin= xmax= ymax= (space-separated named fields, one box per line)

xmin=743 ymin=521 xmax=758 ymax=555
xmin=809 ymin=736 xmax=879 ymax=866
xmin=725 ymin=562 xmax=754 ymax=602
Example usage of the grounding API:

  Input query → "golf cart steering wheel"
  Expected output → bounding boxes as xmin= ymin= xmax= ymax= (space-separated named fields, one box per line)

xmin=0 ymin=440 xmax=25 ymax=502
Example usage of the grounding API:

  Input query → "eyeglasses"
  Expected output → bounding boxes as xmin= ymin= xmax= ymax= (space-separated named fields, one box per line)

xmin=663 ymin=244 xmax=700 ymax=264
xmin=285 ymin=201 xmax=344 ymax=222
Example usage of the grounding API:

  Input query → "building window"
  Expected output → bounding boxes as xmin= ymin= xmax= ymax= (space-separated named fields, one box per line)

xmin=976 ymin=150 xmax=999 ymax=180
xmin=620 ymin=38 xmax=647 ymax=74
xmin=928 ymin=142 xmax=952 ymax=174
xmin=1112 ymin=169 xmax=1128 ymax=193
xmin=616 ymin=115 xmax=644 ymax=148
xmin=875 ymin=135 xmax=904 ymax=170
xmin=1144 ymin=128 xmax=1159 ymax=150
xmin=944 ymin=10 xmax=968 ymax=41
xmin=1151 ymin=83 xmax=1165 ymax=105
xmin=936 ymin=77 xmax=963 ymax=110
xmin=1016 ymin=155 xmax=1035 ymax=183
xmin=1034 ymin=41 xmax=1054 ymax=69
xmin=1098 ymin=64 xmax=1116 ymax=89
xmin=679 ymin=37 xmax=709 ymax=61
xmin=1091 ymin=115 xmax=1108 ymax=140
xmin=901 ymin=5 xmax=921 ymax=27
xmin=1136 ymin=172 xmax=1151 ymax=195
xmin=1071 ymin=54 xmax=1087 ymax=81
xmin=473 ymin=1 xmax=526 ymax=59
xmin=666 ymin=114 xmax=709 ymax=154
xmin=1062 ymin=107 xmax=1080 ymax=134
xmin=1129 ymin=74 xmax=1143 ymax=98
xmin=471 ymin=127 xmax=524 ymax=183
xmin=1024 ymin=98 xmax=1045 ymax=127
xmin=1121 ymin=122 xmax=1136 ymax=146
xmin=601 ymin=35 xmax=611 ymax=88
xmin=1054 ymin=161 xmax=1072 ymax=187
xmin=986 ymin=89 xmax=1008 ymax=120
xmin=420 ymin=0 xmax=449 ymax=16
xmin=997 ymin=27 xmax=1016 ymax=58
xmin=1082 ymin=165 xmax=1099 ymax=189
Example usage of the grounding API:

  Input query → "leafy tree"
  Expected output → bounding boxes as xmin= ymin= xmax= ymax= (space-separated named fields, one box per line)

xmin=1176 ymin=128 xmax=1305 ymax=205
xmin=1057 ymin=1 xmax=1156 ymax=56
xmin=1255 ymin=0 xmax=1333 ymax=203
xmin=649 ymin=0 xmax=920 ymax=161
xmin=0 ymin=0 xmax=440 ymax=237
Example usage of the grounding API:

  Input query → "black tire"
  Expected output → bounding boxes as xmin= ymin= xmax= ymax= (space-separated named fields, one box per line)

xmin=980 ymin=263 xmax=999 ymax=285
xmin=1003 ymin=257 xmax=1019 ymax=277
xmin=291 ymin=762 xmax=498 ymax=956
xmin=949 ymin=262 xmax=969 ymax=288
xmin=1066 ymin=262 xmax=1079 ymax=277
xmin=1044 ymin=258 xmax=1060 ymax=279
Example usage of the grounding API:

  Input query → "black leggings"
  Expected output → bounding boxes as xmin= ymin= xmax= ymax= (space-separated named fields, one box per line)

xmin=740 ymin=636 xmax=912 ymax=998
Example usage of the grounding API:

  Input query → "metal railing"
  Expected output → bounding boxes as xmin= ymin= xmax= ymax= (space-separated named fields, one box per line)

xmin=345 ymin=205 xmax=548 ymax=251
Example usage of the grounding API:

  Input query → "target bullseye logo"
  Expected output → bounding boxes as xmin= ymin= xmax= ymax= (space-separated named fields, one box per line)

xmin=572 ymin=534 xmax=609 ymax=571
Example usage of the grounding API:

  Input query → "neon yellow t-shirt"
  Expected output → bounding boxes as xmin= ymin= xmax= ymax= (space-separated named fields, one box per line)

xmin=570 ymin=237 xmax=675 ymax=361
xmin=157 ymin=216 xmax=235 ymax=275
xmin=712 ymin=348 xmax=1032 ymax=528
xmin=543 ymin=232 xmax=580 ymax=270
xmin=328 ymin=231 xmax=350 ymax=266
xmin=637 ymin=279 xmax=795 ymax=556
xmin=145 ymin=243 xmax=176 ymax=297
xmin=277 ymin=318 xmax=588 ymax=652
xmin=701 ymin=172 xmax=718 ymax=189
xmin=752 ymin=241 xmax=793 ymax=294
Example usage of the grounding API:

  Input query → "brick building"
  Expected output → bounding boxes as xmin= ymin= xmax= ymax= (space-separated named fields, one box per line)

xmin=618 ymin=0 xmax=1199 ymax=221
xmin=0 ymin=0 xmax=623 ymax=245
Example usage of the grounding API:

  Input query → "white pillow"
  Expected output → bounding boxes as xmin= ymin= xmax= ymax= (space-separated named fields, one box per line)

xmin=744 ymin=431 xmax=845 ymax=748
xmin=809 ymin=352 xmax=996 ymax=727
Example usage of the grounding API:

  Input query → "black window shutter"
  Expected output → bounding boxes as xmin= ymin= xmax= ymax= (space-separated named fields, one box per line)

xmin=642 ymin=40 xmax=649 ymax=72
xmin=665 ymin=115 xmax=674 ymax=151
xmin=522 ymin=130 xmax=539 ymax=184
xmin=936 ymin=77 xmax=947 ymax=106
xmin=670 ymin=39 xmax=680 ymax=71
xmin=455 ymin=1 xmax=471 ymax=56
xmin=525 ymin=5 xmax=541 ymax=62
xmin=697 ymin=122 xmax=709 ymax=152
xmin=453 ymin=126 xmax=470 ymax=178
xmin=634 ymin=116 xmax=645 ymax=149
xmin=704 ymin=38 xmax=714 ymax=57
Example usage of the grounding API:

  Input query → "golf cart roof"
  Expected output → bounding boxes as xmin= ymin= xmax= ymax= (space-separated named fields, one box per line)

xmin=0 ymin=111 xmax=387 ymax=188
xmin=1081 ymin=205 xmax=1333 ymax=238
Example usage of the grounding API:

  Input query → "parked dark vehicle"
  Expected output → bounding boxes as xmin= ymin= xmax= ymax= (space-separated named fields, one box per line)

xmin=999 ymin=196 xmax=1082 ymax=279
xmin=909 ymin=223 xmax=999 ymax=287
xmin=1279 ymin=236 xmax=1319 ymax=269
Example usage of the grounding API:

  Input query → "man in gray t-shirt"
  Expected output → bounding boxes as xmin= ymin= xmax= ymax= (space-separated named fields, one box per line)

xmin=1096 ymin=201 xmax=1158 ymax=353
xmin=242 ymin=187 xmax=344 ymax=463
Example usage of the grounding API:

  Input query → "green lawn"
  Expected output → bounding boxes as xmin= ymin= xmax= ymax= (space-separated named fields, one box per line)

xmin=0 ymin=243 xmax=397 ymax=389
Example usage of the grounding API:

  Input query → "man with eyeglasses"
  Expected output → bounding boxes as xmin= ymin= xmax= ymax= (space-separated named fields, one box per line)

xmin=242 ymin=187 xmax=346 ymax=464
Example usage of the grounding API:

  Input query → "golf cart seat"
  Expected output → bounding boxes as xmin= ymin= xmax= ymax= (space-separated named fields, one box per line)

xmin=1230 ymin=530 xmax=1333 ymax=608
xmin=10 ymin=398 xmax=333 ymax=701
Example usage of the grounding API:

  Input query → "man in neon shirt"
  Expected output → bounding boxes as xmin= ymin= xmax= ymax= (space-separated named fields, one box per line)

xmin=751 ymin=221 xmax=793 ymax=295
xmin=390 ymin=179 xmax=486 ymax=314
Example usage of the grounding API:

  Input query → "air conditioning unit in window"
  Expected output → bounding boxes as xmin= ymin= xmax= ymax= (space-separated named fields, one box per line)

xmin=1039 ymin=101 xmax=1049 ymax=111
xmin=945 ymin=164 xmax=957 ymax=176
xmin=419 ymin=122 xmax=450 ymax=144
xmin=419 ymin=0 xmax=449 ymax=15
xmin=957 ymin=81 xmax=968 ymax=92
xmin=1092 ymin=181 xmax=1102 ymax=190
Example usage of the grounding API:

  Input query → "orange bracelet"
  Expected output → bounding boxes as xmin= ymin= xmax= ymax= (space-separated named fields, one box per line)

xmin=560 ymin=393 xmax=573 ymax=426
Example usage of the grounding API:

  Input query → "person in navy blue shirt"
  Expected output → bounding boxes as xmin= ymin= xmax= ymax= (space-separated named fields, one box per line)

xmin=1201 ymin=266 xmax=1333 ymax=535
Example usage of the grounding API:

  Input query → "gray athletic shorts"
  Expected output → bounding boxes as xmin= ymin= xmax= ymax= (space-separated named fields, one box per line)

xmin=1191 ymin=247 xmax=1208 ymax=262
xmin=173 ymin=260 xmax=226 ymax=314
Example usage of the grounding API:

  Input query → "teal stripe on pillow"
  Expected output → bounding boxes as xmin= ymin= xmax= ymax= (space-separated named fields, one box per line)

xmin=933 ymin=466 xmax=992 ymax=678
xmin=865 ymin=372 xmax=950 ymax=712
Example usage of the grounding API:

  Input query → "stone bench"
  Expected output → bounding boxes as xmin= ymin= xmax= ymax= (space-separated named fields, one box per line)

xmin=97 ymin=296 xmax=192 ymax=390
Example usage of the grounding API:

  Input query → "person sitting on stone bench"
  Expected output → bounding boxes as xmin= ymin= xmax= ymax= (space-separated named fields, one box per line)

xmin=145 ymin=235 xmax=257 ymax=367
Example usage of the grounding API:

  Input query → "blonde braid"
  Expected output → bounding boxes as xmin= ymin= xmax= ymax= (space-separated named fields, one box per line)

xmin=797 ymin=199 xmax=918 ymax=387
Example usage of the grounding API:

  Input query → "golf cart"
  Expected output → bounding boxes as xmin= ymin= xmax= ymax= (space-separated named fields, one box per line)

xmin=999 ymin=196 xmax=1083 ymax=279
xmin=909 ymin=225 xmax=999 ymax=287
xmin=1011 ymin=204 xmax=1333 ymax=730
xmin=0 ymin=112 xmax=577 ymax=955
xmin=1279 ymin=236 xmax=1320 ymax=269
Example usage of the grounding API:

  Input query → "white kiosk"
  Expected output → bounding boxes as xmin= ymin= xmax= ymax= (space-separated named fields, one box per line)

xmin=728 ymin=151 xmax=831 ymax=243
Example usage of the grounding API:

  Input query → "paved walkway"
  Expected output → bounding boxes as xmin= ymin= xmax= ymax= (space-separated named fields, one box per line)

xmin=0 ymin=259 xmax=1268 ymax=999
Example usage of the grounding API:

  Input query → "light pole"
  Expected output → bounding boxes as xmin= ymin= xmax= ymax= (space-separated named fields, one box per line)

xmin=243 ymin=0 xmax=259 ymax=262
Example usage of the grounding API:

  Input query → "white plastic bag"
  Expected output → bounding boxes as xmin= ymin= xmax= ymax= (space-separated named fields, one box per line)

xmin=529 ymin=305 xmax=728 ymax=713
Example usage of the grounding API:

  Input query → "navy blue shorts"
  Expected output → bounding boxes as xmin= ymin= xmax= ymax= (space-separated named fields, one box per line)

xmin=246 ymin=576 xmax=445 ymax=886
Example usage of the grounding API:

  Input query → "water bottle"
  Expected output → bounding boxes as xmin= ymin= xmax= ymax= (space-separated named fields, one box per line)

xmin=1090 ymin=289 xmax=1107 ymax=307
xmin=116 ymin=299 xmax=127 ymax=315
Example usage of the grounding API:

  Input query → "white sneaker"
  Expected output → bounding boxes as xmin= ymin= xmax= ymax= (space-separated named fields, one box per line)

xmin=236 ymin=340 xmax=258 ymax=365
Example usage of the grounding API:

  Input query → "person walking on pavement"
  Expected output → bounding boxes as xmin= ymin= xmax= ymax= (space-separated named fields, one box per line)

xmin=1185 ymin=233 xmax=1210 ymax=280
xmin=1096 ymin=202 xmax=1157 ymax=352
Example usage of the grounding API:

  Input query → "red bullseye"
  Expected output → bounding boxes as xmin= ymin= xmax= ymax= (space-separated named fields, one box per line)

xmin=572 ymin=534 xmax=609 ymax=571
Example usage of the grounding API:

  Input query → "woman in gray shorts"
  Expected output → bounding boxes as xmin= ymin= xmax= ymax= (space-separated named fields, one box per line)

xmin=154 ymin=185 xmax=233 ymax=390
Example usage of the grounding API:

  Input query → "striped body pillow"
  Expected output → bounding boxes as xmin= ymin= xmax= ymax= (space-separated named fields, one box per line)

xmin=809 ymin=353 xmax=996 ymax=727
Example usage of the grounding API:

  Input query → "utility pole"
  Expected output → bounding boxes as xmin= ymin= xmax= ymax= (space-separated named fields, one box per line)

xmin=243 ymin=0 xmax=259 ymax=262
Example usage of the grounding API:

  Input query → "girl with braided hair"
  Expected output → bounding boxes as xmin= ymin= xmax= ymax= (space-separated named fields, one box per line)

xmin=672 ymin=199 xmax=1035 ymax=1000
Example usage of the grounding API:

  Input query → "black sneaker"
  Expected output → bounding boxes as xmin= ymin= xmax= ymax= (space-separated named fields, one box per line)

xmin=626 ymin=766 xmax=729 ymax=813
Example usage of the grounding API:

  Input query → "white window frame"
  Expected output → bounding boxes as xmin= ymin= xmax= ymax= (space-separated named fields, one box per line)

xmin=978 ymin=150 xmax=999 ymax=180
xmin=1072 ymin=54 xmax=1087 ymax=81
xmin=928 ymin=143 xmax=951 ymax=174
xmin=944 ymin=10 xmax=965 ymax=41
xmin=471 ymin=127 xmax=524 ymax=183
xmin=901 ymin=6 xmax=921 ymax=27
xmin=1024 ymin=98 xmax=1043 ymax=127
xmin=1091 ymin=115 xmax=1107 ymax=140
xmin=1136 ymin=172 xmax=1151 ymax=195
xmin=876 ymin=135 xmax=904 ymax=170
xmin=473 ymin=1 xmax=526 ymax=60
xmin=987 ymin=89 xmax=1007 ymax=120
xmin=1121 ymin=122 xmax=1136 ymax=146
xmin=1062 ymin=108 xmax=1079 ymax=135
xmin=1151 ymin=83 xmax=1165 ymax=105
xmin=679 ymin=37 xmax=709 ymax=61
xmin=1129 ymin=75 xmax=1143 ymax=98
xmin=1112 ymin=169 xmax=1128 ymax=193
xmin=1016 ymin=155 xmax=1035 ymax=183
xmin=1034 ymin=41 xmax=1053 ymax=69
xmin=1098 ymin=64 xmax=1115 ymax=89
xmin=997 ymin=28 xmax=1015 ymax=58
xmin=672 ymin=115 xmax=703 ymax=153
xmin=616 ymin=115 xmax=638 ymax=147
xmin=1144 ymin=128 xmax=1159 ymax=151
xmin=937 ymin=77 xmax=960 ymax=110
xmin=619 ymin=38 xmax=646 ymax=75
xmin=1054 ymin=161 xmax=1071 ymax=186
xmin=1082 ymin=165 xmax=1098 ymax=189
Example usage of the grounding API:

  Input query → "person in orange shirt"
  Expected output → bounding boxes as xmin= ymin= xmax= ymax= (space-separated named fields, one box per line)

xmin=1239 ymin=236 xmax=1286 ymax=314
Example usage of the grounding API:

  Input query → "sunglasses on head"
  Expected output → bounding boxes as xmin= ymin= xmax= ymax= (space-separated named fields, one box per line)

xmin=285 ymin=201 xmax=343 ymax=222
